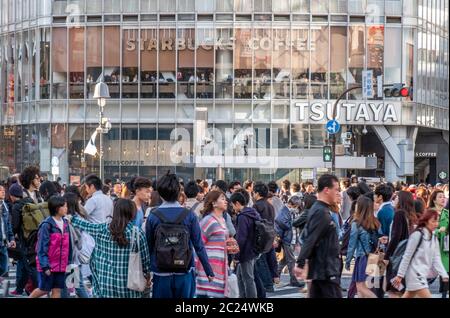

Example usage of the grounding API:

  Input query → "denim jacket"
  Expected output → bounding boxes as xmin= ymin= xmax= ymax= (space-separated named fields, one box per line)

xmin=345 ymin=222 xmax=378 ymax=267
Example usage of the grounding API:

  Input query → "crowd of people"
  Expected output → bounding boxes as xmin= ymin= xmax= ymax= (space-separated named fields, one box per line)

xmin=0 ymin=165 xmax=448 ymax=299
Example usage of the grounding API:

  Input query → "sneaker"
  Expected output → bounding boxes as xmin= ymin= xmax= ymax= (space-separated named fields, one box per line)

xmin=9 ymin=290 xmax=25 ymax=297
xmin=290 ymin=281 xmax=306 ymax=288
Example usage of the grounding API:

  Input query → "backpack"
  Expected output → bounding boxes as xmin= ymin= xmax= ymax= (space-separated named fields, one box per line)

xmin=390 ymin=230 xmax=424 ymax=277
xmin=152 ymin=208 xmax=192 ymax=273
xmin=21 ymin=201 xmax=50 ymax=241
xmin=245 ymin=214 xmax=276 ymax=254
xmin=340 ymin=216 xmax=353 ymax=256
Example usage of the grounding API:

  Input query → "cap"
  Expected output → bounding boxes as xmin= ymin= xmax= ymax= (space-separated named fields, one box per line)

xmin=9 ymin=183 xmax=23 ymax=198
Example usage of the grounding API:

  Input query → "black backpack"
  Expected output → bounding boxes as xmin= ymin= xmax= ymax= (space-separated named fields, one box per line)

xmin=340 ymin=216 xmax=353 ymax=256
xmin=246 ymin=214 xmax=276 ymax=254
xmin=152 ymin=208 xmax=192 ymax=273
xmin=390 ymin=230 xmax=424 ymax=277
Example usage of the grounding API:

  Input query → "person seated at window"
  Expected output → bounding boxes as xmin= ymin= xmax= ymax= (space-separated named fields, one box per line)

xmin=86 ymin=74 xmax=93 ymax=83
xmin=132 ymin=74 xmax=138 ymax=83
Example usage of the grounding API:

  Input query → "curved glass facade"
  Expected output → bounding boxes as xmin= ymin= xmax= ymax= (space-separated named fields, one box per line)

xmin=0 ymin=0 xmax=448 ymax=183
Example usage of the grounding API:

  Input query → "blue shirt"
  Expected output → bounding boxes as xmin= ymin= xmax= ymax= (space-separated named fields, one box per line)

xmin=133 ymin=207 xmax=144 ymax=228
xmin=376 ymin=202 xmax=395 ymax=236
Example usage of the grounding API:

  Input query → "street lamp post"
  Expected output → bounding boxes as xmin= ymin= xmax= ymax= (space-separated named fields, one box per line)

xmin=93 ymin=82 xmax=110 ymax=182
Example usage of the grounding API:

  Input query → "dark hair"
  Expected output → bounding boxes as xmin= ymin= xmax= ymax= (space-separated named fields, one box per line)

xmin=213 ymin=180 xmax=228 ymax=193
xmin=102 ymin=185 xmax=110 ymax=195
xmin=156 ymin=171 xmax=180 ymax=202
xmin=228 ymin=181 xmax=241 ymax=191
xmin=150 ymin=190 xmax=163 ymax=207
xmin=351 ymin=176 xmax=358 ymax=184
xmin=109 ymin=199 xmax=136 ymax=248
xmin=39 ymin=181 xmax=58 ymax=201
xmin=104 ymin=178 xmax=112 ymax=186
xmin=357 ymin=181 xmax=370 ymax=195
xmin=63 ymin=192 xmax=82 ymax=216
xmin=53 ymin=181 xmax=63 ymax=194
xmin=346 ymin=186 xmax=361 ymax=201
xmin=288 ymin=195 xmax=302 ymax=207
xmin=317 ymin=174 xmax=339 ymax=193
xmin=230 ymin=189 xmax=249 ymax=207
xmin=243 ymin=180 xmax=253 ymax=190
xmin=354 ymin=196 xmax=380 ymax=231
xmin=428 ymin=190 xmax=444 ymax=209
xmin=414 ymin=199 xmax=425 ymax=216
xmin=267 ymin=181 xmax=279 ymax=194
xmin=417 ymin=209 xmax=440 ymax=229
xmin=340 ymin=178 xmax=351 ymax=189
xmin=282 ymin=179 xmax=291 ymax=190
xmin=396 ymin=190 xmax=417 ymax=227
xmin=303 ymin=194 xmax=317 ymax=210
xmin=291 ymin=182 xmax=301 ymax=193
xmin=374 ymin=184 xmax=394 ymax=202
xmin=132 ymin=177 xmax=152 ymax=194
xmin=65 ymin=185 xmax=84 ymax=204
xmin=196 ymin=179 xmax=202 ymax=185
xmin=19 ymin=165 xmax=40 ymax=189
xmin=200 ymin=180 xmax=209 ymax=191
xmin=184 ymin=181 xmax=200 ymax=199
xmin=48 ymin=195 xmax=66 ymax=216
xmin=85 ymin=174 xmax=102 ymax=191
xmin=253 ymin=182 xmax=269 ymax=199
xmin=201 ymin=190 xmax=226 ymax=216
xmin=393 ymin=181 xmax=403 ymax=192
xmin=363 ymin=191 xmax=374 ymax=202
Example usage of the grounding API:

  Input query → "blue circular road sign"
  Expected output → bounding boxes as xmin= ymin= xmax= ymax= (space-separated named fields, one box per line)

xmin=326 ymin=120 xmax=341 ymax=134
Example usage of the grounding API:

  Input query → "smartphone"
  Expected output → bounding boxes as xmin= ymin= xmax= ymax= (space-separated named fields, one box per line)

xmin=391 ymin=278 xmax=404 ymax=291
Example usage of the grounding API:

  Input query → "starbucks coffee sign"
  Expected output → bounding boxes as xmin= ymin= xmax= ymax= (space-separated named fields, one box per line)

xmin=439 ymin=171 xmax=448 ymax=180
xmin=291 ymin=101 xmax=401 ymax=124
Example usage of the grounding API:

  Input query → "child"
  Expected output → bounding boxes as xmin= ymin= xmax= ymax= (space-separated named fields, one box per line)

xmin=30 ymin=195 xmax=72 ymax=298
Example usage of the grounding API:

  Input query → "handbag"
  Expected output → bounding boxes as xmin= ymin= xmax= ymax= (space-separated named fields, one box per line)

xmin=357 ymin=228 xmax=386 ymax=277
xmin=226 ymin=271 xmax=239 ymax=298
xmin=127 ymin=226 xmax=146 ymax=292
xmin=226 ymin=237 xmax=240 ymax=255
xmin=443 ymin=234 xmax=449 ymax=252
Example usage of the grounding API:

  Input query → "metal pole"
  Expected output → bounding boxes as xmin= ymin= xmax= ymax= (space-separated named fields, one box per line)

xmin=98 ymin=104 xmax=104 ymax=182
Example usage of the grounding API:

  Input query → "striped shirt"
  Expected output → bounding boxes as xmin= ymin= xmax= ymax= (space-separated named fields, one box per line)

xmin=195 ymin=213 xmax=228 ymax=298
xmin=71 ymin=215 xmax=151 ymax=298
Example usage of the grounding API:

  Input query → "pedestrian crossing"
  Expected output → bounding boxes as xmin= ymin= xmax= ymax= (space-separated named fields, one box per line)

xmin=2 ymin=265 xmax=446 ymax=299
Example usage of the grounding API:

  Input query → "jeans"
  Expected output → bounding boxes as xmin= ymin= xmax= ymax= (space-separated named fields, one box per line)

xmin=237 ymin=259 xmax=257 ymax=298
xmin=255 ymin=251 xmax=275 ymax=292
xmin=15 ymin=254 xmax=38 ymax=294
xmin=152 ymin=270 xmax=196 ymax=298
xmin=0 ymin=246 xmax=8 ymax=277
xmin=254 ymin=260 xmax=266 ymax=298
xmin=61 ymin=266 xmax=90 ymax=298
xmin=277 ymin=242 xmax=298 ymax=284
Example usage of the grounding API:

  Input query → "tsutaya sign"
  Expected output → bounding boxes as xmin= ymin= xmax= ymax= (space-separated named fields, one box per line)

xmin=291 ymin=101 xmax=402 ymax=124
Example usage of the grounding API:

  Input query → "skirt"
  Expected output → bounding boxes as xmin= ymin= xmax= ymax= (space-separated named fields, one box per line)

xmin=352 ymin=255 xmax=368 ymax=283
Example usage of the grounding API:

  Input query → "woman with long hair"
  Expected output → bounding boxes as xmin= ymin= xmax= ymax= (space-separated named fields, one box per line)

xmin=383 ymin=190 xmax=418 ymax=298
xmin=68 ymin=199 xmax=151 ymax=298
xmin=195 ymin=190 xmax=230 ymax=298
xmin=391 ymin=209 xmax=449 ymax=298
xmin=437 ymin=200 xmax=449 ymax=298
xmin=428 ymin=190 xmax=446 ymax=215
xmin=345 ymin=196 xmax=381 ymax=298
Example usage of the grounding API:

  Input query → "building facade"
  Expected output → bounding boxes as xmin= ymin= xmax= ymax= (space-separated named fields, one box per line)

xmin=0 ymin=0 xmax=448 ymax=184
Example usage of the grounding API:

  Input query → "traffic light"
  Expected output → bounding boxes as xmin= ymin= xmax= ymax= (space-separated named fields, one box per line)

xmin=384 ymin=83 xmax=411 ymax=98
xmin=323 ymin=146 xmax=332 ymax=162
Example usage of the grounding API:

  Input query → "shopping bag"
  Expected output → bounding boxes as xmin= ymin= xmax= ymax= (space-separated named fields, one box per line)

xmin=127 ymin=226 xmax=146 ymax=292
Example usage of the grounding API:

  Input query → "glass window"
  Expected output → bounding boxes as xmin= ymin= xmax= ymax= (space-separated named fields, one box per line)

xmin=177 ymin=28 xmax=195 ymax=99
xmin=273 ymin=0 xmax=289 ymax=11
xmin=330 ymin=0 xmax=347 ymax=13
xmin=141 ymin=28 xmax=158 ymax=98
xmin=52 ymin=0 xmax=67 ymax=15
xmin=348 ymin=25 xmax=365 ymax=99
xmin=86 ymin=27 xmax=102 ymax=99
xmin=86 ymin=0 xmax=102 ymax=13
xmin=104 ymin=26 xmax=120 ymax=98
xmin=234 ymin=0 xmax=252 ymax=12
xmin=310 ymin=124 xmax=326 ymax=148
xmin=273 ymin=28 xmax=290 ymax=99
xmin=122 ymin=101 xmax=138 ymax=122
xmin=177 ymin=102 xmax=195 ymax=122
xmin=403 ymin=27 xmax=415 ymax=101
xmin=234 ymin=29 xmax=253 ymax=99
xmin=104 ymin=0 xmax=121 ymax=13
xmin=252 ymin=101 xmax=271 ymax=122
xmin=16 ymin=33 xmax=23 ymax=103
xmin=196 ymin=28 xmax=215 ymax=99
xmin=178 ymin=0 xmax=195 ymax=11
xmin=159 ymin=29 xmax=176 ymax=98
xmin=68 ymin=101 xmax=84 ymax=121
xmin=51 ymin=123 xmax=68 ymax=180
xmin=68 ymin=124 xmax=84 ymax=182
xmin=52 ymin=27 xmax=67 ymax=99
xmin=52 ymin=100 xmax=67 ymax=122
xmin=253 ymin=28 xmax=272 ymax=100
xmin=367 ymin=25 xmax=384 ymax=100
xmin=255 ymin=0 xmax=272 ymax=12
xmin=215 ymin=28 xmax=233 ymax=99
xmin=292 ymin=28 xmax=309 ymax=99
xmin=216 ymin=0 xmax=233 ymax=11
xmin=123 ymin=0 xmax=139 ymax=12
xmin=291 ymin=0 xmax=310 ymax=12
xmin=140 ymin=124 xmax=157 ymax=167
xmin=290 ymin=124 xmax=308 ymax=148
xmin=272 ymin=124 xmax=290 ymax=149
xmin=141 ymin=0 xmax=158 ymax=12
xmin=122 ymin=29 xmax=139 ymax=98
xmin=234 ymin=102 xmax=252 ymax=121
xmin=272 ymin=102 xmax=290 ymax=121
xmin=330 ymin=27 xmax=347 ymax=99
xmin=311 ymin=0 xmax=329 ymax=13
xmin=311 ymin=26 xmax=329 ymax=100
xmin=39 ymin=28 xmax=50 ymax=99
xmin=159 ymin=0 xmax=176 ymax=11
xmin=214 ymin=102 xmax=233 ymax=122
xmin=196 ymin=0 xmax=214 ymax=11
xmin=69 ymin=27 xmax=84 ymax=99
xmin=348 ymin=0 xmax=365 ymax=13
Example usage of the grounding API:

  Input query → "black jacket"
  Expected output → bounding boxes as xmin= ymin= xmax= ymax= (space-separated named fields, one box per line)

xmin=253 ymin=198 xmax=275 ymax=224
xmin=296 ymin=200 xmax=341 ymax=281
